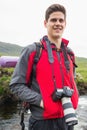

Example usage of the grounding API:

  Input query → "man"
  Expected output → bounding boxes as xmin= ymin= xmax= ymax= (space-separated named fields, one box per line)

xmin=9 ymin=3 xmax=79 ymax=130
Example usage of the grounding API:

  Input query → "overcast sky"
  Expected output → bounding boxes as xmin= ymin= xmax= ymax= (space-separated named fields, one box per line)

xmin=0 ymin=0 xmax=87 ymax=58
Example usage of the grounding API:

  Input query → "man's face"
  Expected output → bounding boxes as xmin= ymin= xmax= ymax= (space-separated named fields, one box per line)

xmin=44 ymin=11 xmax=66 ymax=40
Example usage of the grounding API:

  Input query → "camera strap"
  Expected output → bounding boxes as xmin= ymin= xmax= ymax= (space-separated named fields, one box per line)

xmin=45 ymin=37 xmax=72 ymax=90
xmin=44 ymin=36 xmax=54 ymax=63
xmin=45 ymin=38 xmax=59 ymax=90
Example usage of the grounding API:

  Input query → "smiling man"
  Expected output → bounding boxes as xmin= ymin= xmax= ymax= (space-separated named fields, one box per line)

xmin=10 ymin=3 xmax=79 ymax=130
xmin=44 ymin=6 xmax=66 ymax=48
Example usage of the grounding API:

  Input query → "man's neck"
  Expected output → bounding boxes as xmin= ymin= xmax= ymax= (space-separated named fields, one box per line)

xmin=48 ymin=36 xmax=62 ymax=49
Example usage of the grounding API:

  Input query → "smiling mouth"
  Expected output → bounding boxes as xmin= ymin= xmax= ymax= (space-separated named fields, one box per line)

xmin=54 ymin=28 xmax=62 ymax=33
xmin=54 ymin=26 xmax=62 ymax=30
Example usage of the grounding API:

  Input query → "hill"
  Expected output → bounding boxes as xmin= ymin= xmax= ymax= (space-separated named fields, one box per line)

xmin=0 ymin=41 xmax=23 ymax=56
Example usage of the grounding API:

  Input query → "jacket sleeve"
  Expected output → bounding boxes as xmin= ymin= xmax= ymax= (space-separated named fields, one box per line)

xmin=9 ymin=43 xmax=42 ymax=106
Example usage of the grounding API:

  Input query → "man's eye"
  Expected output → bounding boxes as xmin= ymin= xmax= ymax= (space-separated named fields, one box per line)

xmin=50 ymin=18 xmax=64 ymax=23
xmin=50 ymin=18 xmax=57 ymax=22
xmin=59 ymin=19 xmax=64 ymax=23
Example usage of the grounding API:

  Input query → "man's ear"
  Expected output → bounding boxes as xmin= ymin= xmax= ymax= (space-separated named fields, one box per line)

xmin=65 ymin=20 xmax=66 ymax=27
xmin=44 ymin=20 xmax=47 ymax=28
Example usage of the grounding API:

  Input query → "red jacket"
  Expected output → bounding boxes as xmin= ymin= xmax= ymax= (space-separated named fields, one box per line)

xmin=10 ymin=36 xmax=79 ymax=119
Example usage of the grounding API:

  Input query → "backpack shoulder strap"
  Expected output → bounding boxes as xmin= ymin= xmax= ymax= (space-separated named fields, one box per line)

xmin=34 ymin=42 xmax=43 ymax=62
xmin=61 ymin=42 xmax=70 ymax=71
xmin=66 ymin=46 xmax=78 ymax=78
xmin=66 ymin=47 xmax=78 ymax=68
xmin=31 ymin=42 xmax=43 ymax=79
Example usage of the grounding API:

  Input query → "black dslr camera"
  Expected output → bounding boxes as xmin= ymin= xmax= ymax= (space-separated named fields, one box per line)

xmin=52 ymin=86 xmax=73 ymax=102
xmin=52 ymin=86 xmax=78 ymax=126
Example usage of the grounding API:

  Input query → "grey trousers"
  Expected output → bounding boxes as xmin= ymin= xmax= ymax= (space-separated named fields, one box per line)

xmin=29 ymin=116 xmax=74 ymax=130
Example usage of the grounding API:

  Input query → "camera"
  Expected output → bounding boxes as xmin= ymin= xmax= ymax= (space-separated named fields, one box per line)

xmin=52 ymin=86 xmax=73 ymax=102
xmin=62 ymin=97 xmax=78 ymax=126
xmin=52 ymin=86 xmax=78 ymax=126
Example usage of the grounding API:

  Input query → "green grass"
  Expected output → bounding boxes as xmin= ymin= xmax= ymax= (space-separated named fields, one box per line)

xmin=76 ymin=57 xmax=87 ymax=82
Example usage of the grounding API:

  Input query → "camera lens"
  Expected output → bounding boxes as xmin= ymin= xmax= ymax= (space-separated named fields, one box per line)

xmin=61 ymin=97 xmax=78 ymax=126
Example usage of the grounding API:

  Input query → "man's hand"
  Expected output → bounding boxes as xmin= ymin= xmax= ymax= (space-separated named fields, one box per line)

xmin=40 ymin=100 xmax=44 ymax=108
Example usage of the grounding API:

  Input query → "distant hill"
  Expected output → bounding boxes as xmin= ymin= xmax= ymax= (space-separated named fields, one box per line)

xmin=76 ymin=57 xmax=87 ymax=63
xmin=0 ymin=41 xmax=23 ymax=56
xmin=0 ymin=41 xmax=87 ymax=61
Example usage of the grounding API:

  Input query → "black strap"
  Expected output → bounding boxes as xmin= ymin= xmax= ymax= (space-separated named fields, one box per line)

xmin=20 ymin=112 xmax=25 ymax=130
xmin=61 ymin=42 xmax=70 ymax=71
xmin=45 ymin=39 xmax=54 ymax=63
xmin=31 ymin=42 xmax=43 ymax=79
xmin=51 ymin=63 xmax=58 ymax=90
xmin=67 ymin=48 xmax=78 ymax=68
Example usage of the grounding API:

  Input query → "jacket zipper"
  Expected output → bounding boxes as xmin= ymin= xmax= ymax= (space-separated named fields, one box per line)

xmin=57 ymin=51 xmax=64 ymax=87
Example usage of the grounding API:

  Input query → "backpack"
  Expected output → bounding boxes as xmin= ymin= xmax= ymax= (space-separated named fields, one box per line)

xmin=20 ymin=41 xmax=77 ymax=130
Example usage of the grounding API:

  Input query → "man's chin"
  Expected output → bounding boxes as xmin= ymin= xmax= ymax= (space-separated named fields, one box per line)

xmin=53 ymin=35 xmax=61 ymax=39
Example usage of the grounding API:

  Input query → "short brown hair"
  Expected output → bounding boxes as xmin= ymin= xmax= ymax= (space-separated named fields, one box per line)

xmin=45 ymin=4 xmax=66 ymax=21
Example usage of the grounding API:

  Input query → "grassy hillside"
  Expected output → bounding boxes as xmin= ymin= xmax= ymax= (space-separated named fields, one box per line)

xmin=0 ymin=41 xmax=23 ymax=56
xmin=76 ymin=57 xmax=87 ymax=82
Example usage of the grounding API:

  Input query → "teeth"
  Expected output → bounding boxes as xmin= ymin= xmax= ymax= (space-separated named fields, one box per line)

xmin=54 ymin=27 xmax=61 ymax=29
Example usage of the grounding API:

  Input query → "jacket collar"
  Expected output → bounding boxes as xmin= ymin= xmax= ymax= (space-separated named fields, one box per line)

xmin=41 ymin=35 xmax=69 ymax=48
